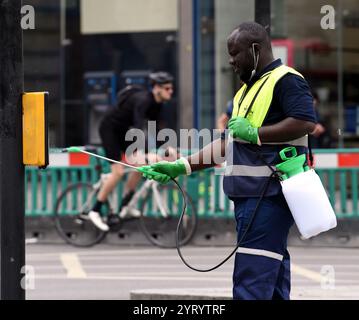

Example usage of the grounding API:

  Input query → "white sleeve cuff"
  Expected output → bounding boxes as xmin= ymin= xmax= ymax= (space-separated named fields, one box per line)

xmin=179 ymin=157 xmax=192 ymax=175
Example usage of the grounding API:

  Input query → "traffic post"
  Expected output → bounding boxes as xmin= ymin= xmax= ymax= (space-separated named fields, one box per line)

xmin=0 ymin=0 xmax=25 ymax=300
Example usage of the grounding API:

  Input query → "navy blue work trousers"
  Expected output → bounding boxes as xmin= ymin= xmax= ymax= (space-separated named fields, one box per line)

xmin=232 ymin=193 xmax=294 ymax=300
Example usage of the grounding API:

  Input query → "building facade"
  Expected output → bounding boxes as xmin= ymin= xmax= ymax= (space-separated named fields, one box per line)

xmin=23 ymin=0 xmax=359 ymax=148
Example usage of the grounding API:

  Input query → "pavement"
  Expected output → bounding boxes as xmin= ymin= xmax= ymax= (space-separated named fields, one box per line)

xmin=25 ymin=244 xmax=359 ymax=300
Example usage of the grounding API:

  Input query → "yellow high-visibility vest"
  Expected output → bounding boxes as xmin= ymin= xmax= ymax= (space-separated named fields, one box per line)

xmin=231 ymin=65 xmax=304 ymax=128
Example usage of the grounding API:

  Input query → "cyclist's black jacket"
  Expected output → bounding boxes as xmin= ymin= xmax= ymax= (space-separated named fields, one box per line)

xmin=101 ymin=90 xmax=163 ymax=134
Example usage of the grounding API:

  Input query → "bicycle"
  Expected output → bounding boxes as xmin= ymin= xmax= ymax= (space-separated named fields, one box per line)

xmin=54 ymin=148 xmax=198 ymax=248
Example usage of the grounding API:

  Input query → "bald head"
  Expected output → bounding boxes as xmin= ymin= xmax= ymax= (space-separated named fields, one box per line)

xmin=228 ymin=22 xmax=272 ymax=51
xmin=227 ymin=22 xmax=274 ymax=83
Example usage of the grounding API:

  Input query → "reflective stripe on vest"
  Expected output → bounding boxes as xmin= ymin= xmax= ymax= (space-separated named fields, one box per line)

xmin=225 ymin=165 xmax=275 ymax=177
xmin=232 ymin=135 xmax=308 ymax=147
xmin=225 ymin=136 xmax=309 ymax=178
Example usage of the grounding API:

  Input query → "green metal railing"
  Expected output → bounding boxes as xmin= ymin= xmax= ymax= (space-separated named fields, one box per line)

xmin=191 ymin=167 xmax=359 ymax=219
xmin=313 ymin=148 xmax=359 ymax=218
xmin=25 ymin=166 xmax=97 ymax=216
xmin=25 ymin=149 xmax=359 ymax=219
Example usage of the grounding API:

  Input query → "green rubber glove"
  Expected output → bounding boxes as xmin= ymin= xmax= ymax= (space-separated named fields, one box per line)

xmin=137 ymin=166 xmax=171 ymax=184
xmin=228 ymin=116 xmax=259 ymax=144
xmin=139 ymin=159 xmax=188 ymax=184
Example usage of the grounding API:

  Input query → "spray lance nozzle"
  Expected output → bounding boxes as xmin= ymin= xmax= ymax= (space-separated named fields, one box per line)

xmin=62 ymin=146 xmax=83 ymax=153
xmin=276 ymin=147 xmax=309 ymax=180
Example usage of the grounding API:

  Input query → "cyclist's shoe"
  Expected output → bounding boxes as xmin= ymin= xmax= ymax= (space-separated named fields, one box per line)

xmin=129 ymin=208 xmax=141 ymax=218
xmin=119 ymin=206 xmax=129 ymax=219
xmin=119 ymin=206 xmax=140 ymax=219
xmin=88 ymin=210 xmax=109 ymax=232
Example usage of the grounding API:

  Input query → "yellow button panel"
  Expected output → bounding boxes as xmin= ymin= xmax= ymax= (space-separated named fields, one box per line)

xmin=22 ymin=92 xmax=49 ymax=168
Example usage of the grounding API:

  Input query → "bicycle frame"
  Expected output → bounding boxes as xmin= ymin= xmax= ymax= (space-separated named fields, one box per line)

xmin=84 ymin=172 xmax=170 ymax=219
xmin=77 ymin=173 xmax=113 ymax=216
xmin=118 ymin=179 xmax=169 ymax=219
xmin=55 ymin=167 xmax=197 ymax=248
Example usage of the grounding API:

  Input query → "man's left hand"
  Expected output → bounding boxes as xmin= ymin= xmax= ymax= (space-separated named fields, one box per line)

xmin=228 ymin=116 xmax=260 ymax=144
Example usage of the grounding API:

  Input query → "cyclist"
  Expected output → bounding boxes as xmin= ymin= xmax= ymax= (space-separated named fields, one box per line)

xmin=88 ymin=71 xmax=175 ymax=231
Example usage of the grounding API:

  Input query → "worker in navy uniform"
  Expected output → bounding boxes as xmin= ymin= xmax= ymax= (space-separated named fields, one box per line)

xmin=141 ymin=22 xmax=317 ymax=300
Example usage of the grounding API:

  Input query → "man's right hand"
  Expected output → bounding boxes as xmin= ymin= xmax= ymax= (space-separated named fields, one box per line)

xmin=139 ymin=165 xmax=172 ymax=183
xmin=140 ymin=158 xmax=190 ymax=184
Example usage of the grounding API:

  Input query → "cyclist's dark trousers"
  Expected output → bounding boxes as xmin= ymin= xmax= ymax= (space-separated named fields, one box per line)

xmin=232 ymin=193 xmax=294 ymax=300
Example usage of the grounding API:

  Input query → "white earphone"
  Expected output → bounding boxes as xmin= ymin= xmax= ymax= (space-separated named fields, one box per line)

xmin=249 ymin=43 xmax=260 ymax=82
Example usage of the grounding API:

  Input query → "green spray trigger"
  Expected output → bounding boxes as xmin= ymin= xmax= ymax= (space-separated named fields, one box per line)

xmin=276 ymin=147 xmax=306 ymax=180
xmin=279 ymin=146 xmax=297 ymax=160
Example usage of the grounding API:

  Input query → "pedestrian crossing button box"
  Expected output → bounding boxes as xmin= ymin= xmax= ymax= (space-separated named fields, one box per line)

xmin=22 ymin=92 xmax=49 ymax=168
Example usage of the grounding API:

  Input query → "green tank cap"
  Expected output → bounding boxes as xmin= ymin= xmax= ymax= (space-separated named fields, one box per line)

xmin=276 ymin=147 xmax=306 ymax=180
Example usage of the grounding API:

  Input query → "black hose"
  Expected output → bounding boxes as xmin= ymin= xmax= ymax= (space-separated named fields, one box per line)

xmin=172 ymin=171 xmax=278 ymax=272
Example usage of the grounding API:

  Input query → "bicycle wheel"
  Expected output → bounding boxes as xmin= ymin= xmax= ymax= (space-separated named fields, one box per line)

xmin=54 ymin=183 xmax=110 ymax=247
xmin=139 ymin=183 xmax=197 ymax=248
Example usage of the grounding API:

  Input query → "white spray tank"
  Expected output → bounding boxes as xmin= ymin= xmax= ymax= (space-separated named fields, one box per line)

xmin=276 ymin=147 xmax=337 ymax=239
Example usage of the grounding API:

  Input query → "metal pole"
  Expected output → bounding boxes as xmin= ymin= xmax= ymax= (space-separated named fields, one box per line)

xmin=337 ymin=0 xmax=344 ymax=148
xmin=0 ymin=0 xmax=25 ymax=299
xmin=60 ymin=0 xmax=66 ymax=146
xmin=193 ymin=0 xmax=201 ymax=130
xmin=178 ymin=0 xmax=194 ymax=131
xmin=255 ymin=0 xmax=271 ymax=35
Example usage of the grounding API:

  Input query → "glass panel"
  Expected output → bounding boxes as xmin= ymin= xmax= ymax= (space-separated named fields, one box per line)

xmin=195 ymin=0 xmax=254 ymax=130
xmin=195 ymin=0 xmax=215 ymax=130
xmin=272 ymin=0 xmax=359 ymax=148
xmin=24 ymin=0 xmax=179 ymax=147
xmin=214 ymin=0 xmax=254 ymax=128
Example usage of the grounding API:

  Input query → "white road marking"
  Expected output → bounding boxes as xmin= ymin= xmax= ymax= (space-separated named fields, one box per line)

xmin=26 ymin=247 xmax=359 ymax=259
xmin=27 ymin=248 xmax=183 ymax=258
xmin=28 ymin=274 xmax=232 ymax=282
xmin=27 ymin=252 xmax=359 ymax=261
xmin=25 ymin=245 xmax=359 ymax=300
xmin=28 ymin=255 xmax=236 ymax=263
xmin=31 ymin=263 xmax=233 ymax=272
xmin=60 ymin=253 xmax=87 ymax=279
xmin=291 ymin=264 xmax=324 ymax=283
xmin=25 ymin=238 xmax=39 ymax=244
xmin=290 ymin=263 xmax=359 ymax=268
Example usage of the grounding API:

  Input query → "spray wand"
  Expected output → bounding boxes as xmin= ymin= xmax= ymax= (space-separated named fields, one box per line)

xmin=62 ymin=146 xmax=161 ymax=177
